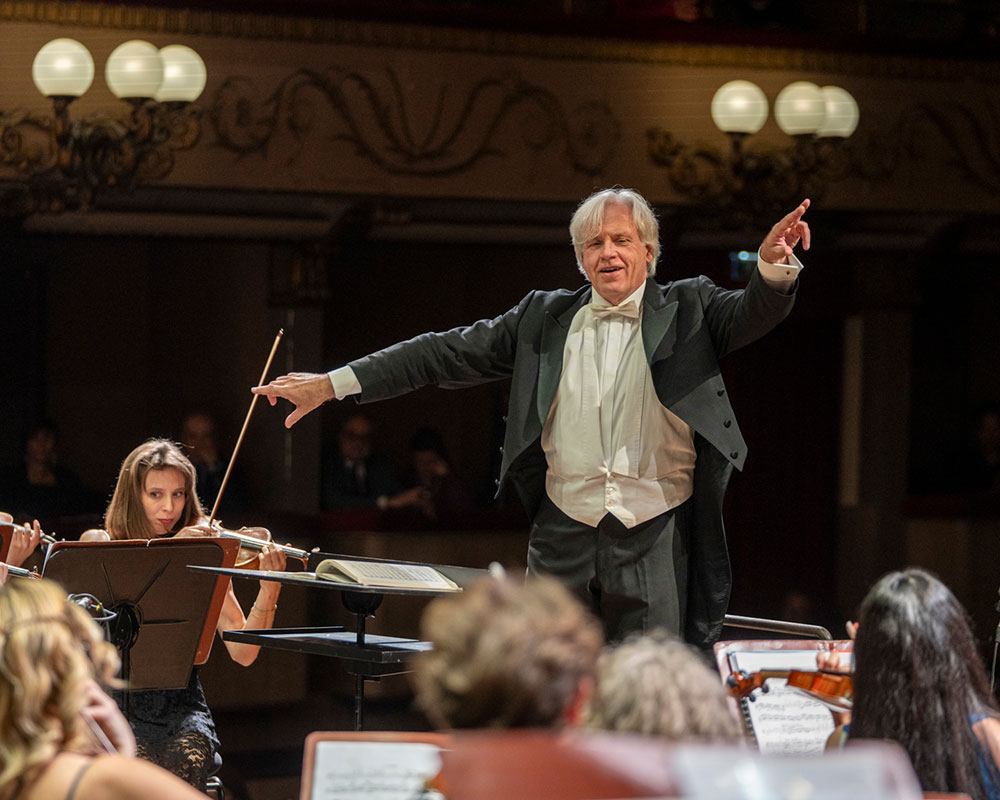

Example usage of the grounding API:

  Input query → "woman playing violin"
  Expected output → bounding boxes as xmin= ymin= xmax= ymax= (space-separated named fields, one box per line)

xmin=0 ymin=512 xmax=43 ymax=585
xmin=823 ymin=568 xmax=1000 ymax=800
xmin=92 ymin=438 xmax=286 ymax=788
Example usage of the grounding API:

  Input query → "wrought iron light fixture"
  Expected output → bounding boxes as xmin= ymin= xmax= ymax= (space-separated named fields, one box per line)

xmin=647 ymin=80 xmax=859 ymax=227
xmin=1 ymin=38 xmax=207 ymax=212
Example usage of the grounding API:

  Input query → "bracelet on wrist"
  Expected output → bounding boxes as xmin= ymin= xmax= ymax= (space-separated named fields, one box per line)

xmin=251 ymin=601 xmax=277 ymax=614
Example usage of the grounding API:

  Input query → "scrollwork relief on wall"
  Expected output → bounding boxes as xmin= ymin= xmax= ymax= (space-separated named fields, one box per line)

xmin=854 ymin=93 xmax=1000 ymax=195
xmin=209 ymin=67 xmax=620 ymax=178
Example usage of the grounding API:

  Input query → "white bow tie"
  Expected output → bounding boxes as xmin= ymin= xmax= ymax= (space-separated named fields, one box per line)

xmin=590 ymin=299 xmax=640 ymax=319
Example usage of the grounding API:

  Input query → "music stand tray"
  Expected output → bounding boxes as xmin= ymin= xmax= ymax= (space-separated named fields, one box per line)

xmin=43 ymin=538 xmax=239 ymax=693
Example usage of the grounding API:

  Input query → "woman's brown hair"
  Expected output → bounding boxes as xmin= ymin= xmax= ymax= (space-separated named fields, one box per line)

xmin=104 ymin=439 xmax=203 ymax=540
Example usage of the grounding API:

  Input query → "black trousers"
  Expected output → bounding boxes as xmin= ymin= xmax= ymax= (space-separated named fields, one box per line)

xmin=527 ymin=494 xmax=691 ymax=642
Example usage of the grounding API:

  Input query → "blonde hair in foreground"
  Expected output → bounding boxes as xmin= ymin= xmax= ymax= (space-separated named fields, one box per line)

xmin=585 ymin=630 xmax=743 ymax=743
xmin=0 ymin=579 xmax=120 ymax=797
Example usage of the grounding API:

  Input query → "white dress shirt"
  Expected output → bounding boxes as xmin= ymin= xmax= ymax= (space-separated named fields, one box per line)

xmin=542 ymin=282 xmax=695 ymax=527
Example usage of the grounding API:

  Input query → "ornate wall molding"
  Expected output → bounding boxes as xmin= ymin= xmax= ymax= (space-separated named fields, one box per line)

xmin=209 ymin=67 xmax=619 ymax=178
xmin=854 ymin=93 xmax=1000 ymax=194
xmin=5 ymin=1 xmax=1000 ymax=82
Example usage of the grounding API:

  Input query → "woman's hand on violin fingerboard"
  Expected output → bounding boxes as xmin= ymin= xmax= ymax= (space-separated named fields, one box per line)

xmin=6 ymin=519 xmax=41 ymax=567
xmin=816 ymin=651 xmax=845 ymax=672
xmin=258 ymin=542 xmax=287 ymax=579
xmin=176 ymin=522 xmax=219 ymax=538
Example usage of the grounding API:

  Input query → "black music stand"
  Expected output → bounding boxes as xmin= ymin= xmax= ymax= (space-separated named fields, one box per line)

xmin=43 ymin=538 xmax=239 ymax=717
xmin=192 ymin=553 xmax=489 ymax=730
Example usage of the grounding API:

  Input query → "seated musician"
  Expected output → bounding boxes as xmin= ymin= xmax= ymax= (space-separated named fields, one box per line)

xmin=84 ymin=438 xmax=286 ymax=788
xmin=819 ymin=568 xmax=1000 ymax=799
xmin=0 ymin=577 xmax=208 ymax=800
xmin=584 ymin=630 xmax=744 ymax=743
xmin=412 ymin=574 xmax=604 ymax=729
xmin=0 ymin=512 xmax=43 ymax=585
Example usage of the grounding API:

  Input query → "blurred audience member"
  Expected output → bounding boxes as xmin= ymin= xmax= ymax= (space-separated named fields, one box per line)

xmin=413 ymin=575 xmax=604 ymax=730
xmin=0 ymin=420 xmax=101 ymax=522
xmin=179 ymin=411 xmax=249 ymax=517
xmin=384 ymin=427 xmax=474 ymax=525
xmin=585 ymin=630 xmax=743 ymax=742
xmin=960 ymin=405 xmax=1000 ymax=494
xmin=321 ymin=414 xmax=400 ymax=510
xmin=0 ymin=578 xmax=206 ymax=800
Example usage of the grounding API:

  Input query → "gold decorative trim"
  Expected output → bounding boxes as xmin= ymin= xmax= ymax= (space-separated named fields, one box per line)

xmin=3 ymin=1 xmax=998 ymax=81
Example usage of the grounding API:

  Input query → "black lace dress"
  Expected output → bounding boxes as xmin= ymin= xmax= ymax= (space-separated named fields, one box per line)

xmin=114 ymin=668 xmax=219 ymax=788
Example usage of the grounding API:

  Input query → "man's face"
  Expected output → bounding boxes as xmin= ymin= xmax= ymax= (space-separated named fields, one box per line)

xmin=340 ymin=417 xmax=372 ymax=462
xmin=580 ymin=201 xmax=653 ymax=305
xmin=26 ymin=429 xmax=56 ymax=465
xmin=181 ymin=414 xmax=217 ymax=465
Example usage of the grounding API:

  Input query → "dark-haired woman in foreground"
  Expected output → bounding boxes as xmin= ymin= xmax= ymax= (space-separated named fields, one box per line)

xmin=824 ymin=568 xmax=1000 ymax=800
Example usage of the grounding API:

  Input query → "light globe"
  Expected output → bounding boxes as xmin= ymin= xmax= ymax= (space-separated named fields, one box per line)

xmin=156 ymin=45 xmax=207 ymax=103
xmin=774 ymin=81 xmax=826 ymax=135
xmin=105 ymin=40 xmax=164 ymax=99
xmin=817 ymin=85 xmax=860 ymax=138
xmin=710 ymin=80 xmax=768 ymax=134
xmin=32 ymin=38 xmax=95 ymax=98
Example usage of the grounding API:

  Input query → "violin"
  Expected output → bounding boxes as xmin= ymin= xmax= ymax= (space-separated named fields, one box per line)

xmin=0 ymin=513 xmax=59 ymax=569
xmin=79 ymin=523 xmax=309 ymax=570
xmin=727 ymin=668 xmax=853 ymax=712
xmin=176 ymin=521 xmax=310 ymax=570
xmin=1 ymin=519 xmax=61 ymax=550
xmin=0 ymin=562 xmax=42 ymax=580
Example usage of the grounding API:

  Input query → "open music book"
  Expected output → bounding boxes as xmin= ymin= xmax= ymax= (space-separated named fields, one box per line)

xmin=315 ymin=558 xmax=460 ymax=592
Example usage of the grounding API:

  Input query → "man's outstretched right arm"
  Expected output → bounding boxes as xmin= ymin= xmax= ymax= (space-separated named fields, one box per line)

xmin=251 ymin=371 xmax=341 ymax=429
xmin=252 ymin=294 xmax=531 ymax=429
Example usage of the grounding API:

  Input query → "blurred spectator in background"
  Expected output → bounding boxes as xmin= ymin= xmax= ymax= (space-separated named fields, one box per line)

xmin=179 ymin=411 xmax=249 ymax=518
xmin=912 ymin=404 xmax=1000 ymax=496
xmin=959 ymin=404 xmax=1000 ymax=494
xmin=0 ymin=419 xmax=101 ymax=522
xmin=384 ymin=427 xmax=475 ymax=525
xmin=321 ymin=413 xmax=400 ymax=510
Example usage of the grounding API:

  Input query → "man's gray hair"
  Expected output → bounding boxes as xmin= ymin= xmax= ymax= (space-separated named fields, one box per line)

xmin=570 ymin=188 xmax=660 ymax=278
xmin=585 ymin=630 xmax=744 ymax=743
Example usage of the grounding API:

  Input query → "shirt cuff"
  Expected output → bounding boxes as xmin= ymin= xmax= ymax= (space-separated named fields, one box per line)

xmin=757 ymin=249 xmax=803 ymax=293
xmin=328 ymin=366 xmax=361 ymax=400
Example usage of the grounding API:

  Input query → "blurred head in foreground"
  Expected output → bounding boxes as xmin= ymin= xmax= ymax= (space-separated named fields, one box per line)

xmin=585 ymin=630 xmax=743 ymax=743
xmin=413 ymin=575 xmax=604 ymax=729
xmin=0 ymin=578 xmax=120 ymax=790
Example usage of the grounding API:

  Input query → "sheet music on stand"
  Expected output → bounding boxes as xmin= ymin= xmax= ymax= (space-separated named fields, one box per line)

xmin=715 ymin=640 xmax=854 ymax=755
xmin=300 ymin=732 xmax=449 ymax=800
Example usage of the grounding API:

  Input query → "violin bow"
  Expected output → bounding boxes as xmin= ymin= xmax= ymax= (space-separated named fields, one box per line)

xmin=209 ymin=328 xmax=284 ymax=524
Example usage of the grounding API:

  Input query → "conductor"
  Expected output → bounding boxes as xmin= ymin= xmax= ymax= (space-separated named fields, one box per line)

xmin=253 ymin=188 xmax=809 ymax=648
